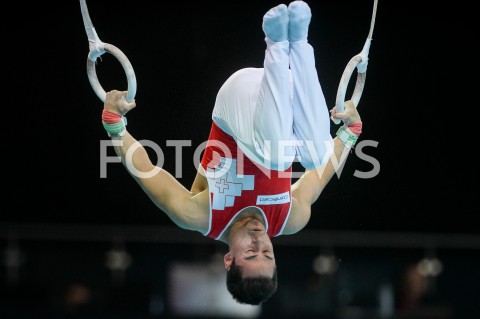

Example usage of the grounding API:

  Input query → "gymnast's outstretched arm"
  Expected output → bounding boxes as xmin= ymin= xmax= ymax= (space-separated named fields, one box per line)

xmin=288 ymin=100 xmax=362 ymax=233
xmin=102 ymin=90 xmax=210 ymax=232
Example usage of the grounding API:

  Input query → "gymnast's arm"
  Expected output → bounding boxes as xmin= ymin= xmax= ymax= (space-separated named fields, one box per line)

xmin=104 ymin=90 xmax=210 ymax=232
xmin=288 ymin=100 xmax=362 ymax=233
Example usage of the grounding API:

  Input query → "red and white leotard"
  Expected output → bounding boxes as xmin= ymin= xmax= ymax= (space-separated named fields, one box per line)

xmin=201 ymin=122 xmax=293 ymax=240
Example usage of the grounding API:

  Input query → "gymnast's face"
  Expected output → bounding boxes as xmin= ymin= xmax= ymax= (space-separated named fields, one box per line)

xmin=225 ymin=218 xmax=276 ymax=278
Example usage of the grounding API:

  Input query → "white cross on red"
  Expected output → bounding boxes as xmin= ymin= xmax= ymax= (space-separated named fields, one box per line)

xmin=207 ymin=158 xmax=254 ymax=210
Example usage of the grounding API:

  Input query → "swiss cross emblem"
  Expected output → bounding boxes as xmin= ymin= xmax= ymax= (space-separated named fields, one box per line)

xmin=207 ymin=158 xmax=254 ymax=210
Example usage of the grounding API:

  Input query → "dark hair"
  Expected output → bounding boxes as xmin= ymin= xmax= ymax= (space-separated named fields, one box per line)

xmin=226 ymin=258 xmax=278 ymax=305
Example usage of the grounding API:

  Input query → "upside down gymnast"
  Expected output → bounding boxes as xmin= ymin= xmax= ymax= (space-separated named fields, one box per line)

xmin=100 ymin=1 xmax=362 ymax=305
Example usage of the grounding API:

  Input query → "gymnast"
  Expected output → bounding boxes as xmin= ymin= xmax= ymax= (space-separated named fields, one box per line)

xmin=100 ymin=1 xmax=362 ymax=305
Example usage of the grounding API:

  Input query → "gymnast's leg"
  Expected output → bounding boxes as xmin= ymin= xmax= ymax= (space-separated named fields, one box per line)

xmin=288 ymin=1 xmax=333 ymax=170
xmin=253 ymin=4 xmax=295 ymax=171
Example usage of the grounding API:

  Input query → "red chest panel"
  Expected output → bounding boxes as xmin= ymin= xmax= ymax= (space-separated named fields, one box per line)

xmin=201 ymin=122 xmax=292 ymax=240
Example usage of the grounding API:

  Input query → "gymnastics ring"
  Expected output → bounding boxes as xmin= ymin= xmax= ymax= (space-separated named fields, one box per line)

xmin=333 ymin=0 xmax=377 ymax=125
xmin=86 ymin=44 xmax=136 ymax=103
xmin=80 ymin=0 xmax=136 ymax=103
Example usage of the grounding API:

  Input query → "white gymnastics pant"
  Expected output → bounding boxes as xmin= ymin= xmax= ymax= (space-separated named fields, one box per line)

xmin=212 ymin=39 xmax=333 ymax=171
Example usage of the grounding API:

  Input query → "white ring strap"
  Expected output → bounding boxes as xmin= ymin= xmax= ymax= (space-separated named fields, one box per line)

xmin=333 ymin=0 xmax=378 ymax=125
xmin=80 ymin=0 xmax=137 ymax=103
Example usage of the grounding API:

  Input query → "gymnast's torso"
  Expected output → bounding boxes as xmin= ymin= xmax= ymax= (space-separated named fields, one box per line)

xmin=200 ymin=121 xmax=293 ymax=240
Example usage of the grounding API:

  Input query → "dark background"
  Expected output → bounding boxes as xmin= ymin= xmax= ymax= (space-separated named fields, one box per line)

xmin=1 ymin=1 xmax=477 ymax=318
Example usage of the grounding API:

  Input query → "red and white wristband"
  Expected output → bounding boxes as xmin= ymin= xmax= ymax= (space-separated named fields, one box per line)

xmin=336 ymin=122 xmax=362 ymax=148
xmin=101 ymin=109 xmax=127 ymax=137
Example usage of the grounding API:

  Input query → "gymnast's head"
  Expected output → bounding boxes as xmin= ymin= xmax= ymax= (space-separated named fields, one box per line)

xmin=224 ymin=216 xmax=278 ymax=305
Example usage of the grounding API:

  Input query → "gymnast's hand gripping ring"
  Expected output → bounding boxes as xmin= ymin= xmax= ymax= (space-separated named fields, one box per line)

xmin=80 ymin=0 xmax=137 ymax=103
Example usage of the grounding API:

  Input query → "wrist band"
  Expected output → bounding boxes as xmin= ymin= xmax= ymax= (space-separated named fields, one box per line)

xmin=336 ymin=122 xmax=362 ymax=148
xmin=348 ymin=121 xmax=363 ymax=136
xmin=102 ymin=109 xmax=127 ymax=137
